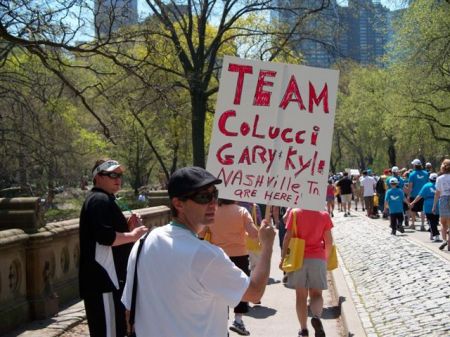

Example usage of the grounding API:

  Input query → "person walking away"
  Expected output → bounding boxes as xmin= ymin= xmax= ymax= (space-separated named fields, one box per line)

xmin=433 ymin=159 xmax=450 ymax=251
xmin=280 ymin=208 xmax=333 ymax=337
xmin=122 ymin=167 xmax=275 ymax=337
xmin=408 ymin=159 xmax=429 ymax=230
xmin=209 ymin=198 xmax=259 ymax=335
xmin=360 ymin=170 xmax=377 ymax=218
xmin=336 ymin=172 xmax=353 ymax=217
xmin=239 ymin=201 xmax=263 ymax=273
xmin=352 ymin=174 xmax=363 ymax=211
xmin=326 ymin=180 xmax=336 ymax=217
xmin=79 ymin=159 xmax=148 ymax=337
xmin=272 ymin=205 xmax=289 ymax=283
xmin=384 ymin=178 xmax=409 ymax=235
xmin=376 ymin=174 xmax=387 ymax=217
xmin=411 ymin=173 xmax=441 ymax=242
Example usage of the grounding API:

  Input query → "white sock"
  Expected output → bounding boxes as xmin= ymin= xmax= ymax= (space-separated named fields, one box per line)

xmin=234 ymin=314 xmax=243 ymax=324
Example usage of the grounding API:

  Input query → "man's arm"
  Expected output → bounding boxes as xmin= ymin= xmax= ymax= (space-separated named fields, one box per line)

xmin=113 ymin=226 xmax=148 ymax=246
xmin=241 ymin=220 xmax=275 ymax=303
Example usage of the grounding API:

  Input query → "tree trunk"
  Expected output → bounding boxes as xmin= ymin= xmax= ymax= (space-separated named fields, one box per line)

xmin=387 ymin=138 xmax=396 ymax=167
xmin=191 ymin=90 xmax=207 ymax=168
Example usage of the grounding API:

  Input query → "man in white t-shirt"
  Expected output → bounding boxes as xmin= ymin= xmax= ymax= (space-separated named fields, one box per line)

xmin=122 ymin=167 xmax=275 ymax=337
xmin=360 ymin=170 xmax=377 ymax=218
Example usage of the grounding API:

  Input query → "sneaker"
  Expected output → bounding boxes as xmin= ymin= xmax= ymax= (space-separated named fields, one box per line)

xmin=439 ymin=241 xmax=448 ymax=250
xmin=230 ymin=321 xmax=250 ymax=336
xmin=433 ymin=236 xmax=443 ymax=243
xmin=398 ymin=225 xmax=405 ymax=233
xmin=311 ymin=317 xmax=325 ymax=337
xmin=344 ymin=213 xmax=347 ymax=217
xmin=391 ymin=231 xmax=396 ymax=236
xmin=299 ymin=329 xmax=309 ymax=337
xmin=347 ymin=212 xmax=351 ymax=216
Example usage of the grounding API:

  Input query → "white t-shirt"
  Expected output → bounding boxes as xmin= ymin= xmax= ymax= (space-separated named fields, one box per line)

xmin=436 ymin=174 xmax=450 ymax=196
xmin=360 ymin=176 xmax=376 ymax=197
xmin=122 ymin=224 xmax=250 ymax=337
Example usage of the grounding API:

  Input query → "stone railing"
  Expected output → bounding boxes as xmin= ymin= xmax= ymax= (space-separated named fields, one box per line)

xmin=0 ymin=197 xmax=170 ymax=335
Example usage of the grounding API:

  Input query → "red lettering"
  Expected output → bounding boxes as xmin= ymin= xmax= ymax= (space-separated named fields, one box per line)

xmin=281 ymin=128 xmax=293 ymax=143
xmin=251 ymin=114 xmax=265 ymax=139
xmin=238 ymin=147 xmax=251 ymax=165
xmin=279 ymin=75 xmax=306 ymax=111
xmin=216 ymin=143 xmax=234 ymax=165
xmin=218 ymin=110 xmax=238 ymax=136
xmin=228 ymin=63 xmax=253 ymax=105
xmin=253 ymin=70 xmax=276 ymax=106
xmin=309 ymin=82 xmax=329 ymax=113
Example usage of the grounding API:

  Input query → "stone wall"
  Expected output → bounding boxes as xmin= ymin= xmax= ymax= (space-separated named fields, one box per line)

xmin=0 ymin=199 xmax=170 ymax=335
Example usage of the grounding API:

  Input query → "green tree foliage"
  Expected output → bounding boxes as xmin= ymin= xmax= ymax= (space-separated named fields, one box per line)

xmin=332 ymin=0 xmax=449 ymax=173
xmin=0 ymin=52 xmax=107 ymax=193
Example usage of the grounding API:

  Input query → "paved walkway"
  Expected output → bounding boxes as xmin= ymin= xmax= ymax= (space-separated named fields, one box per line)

xmin=5 ymin=209 xmax=450 ymax=337
xmin=333 ymin=209 xmax=450 ymax=337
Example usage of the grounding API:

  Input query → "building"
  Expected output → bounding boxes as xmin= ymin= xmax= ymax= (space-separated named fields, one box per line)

xmin=339 ymin=0 xmax=391 ymax=66
xmin=274 ymin=0 xmax=396 ymax=68
xmin=95 ymin=0 xmax=138 ymax=38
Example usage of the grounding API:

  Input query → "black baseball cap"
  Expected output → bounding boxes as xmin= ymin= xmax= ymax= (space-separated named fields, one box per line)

xmin=168 ymin=167 xmax=222 ymax=198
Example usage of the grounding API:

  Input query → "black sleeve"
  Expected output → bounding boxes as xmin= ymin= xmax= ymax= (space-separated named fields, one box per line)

xmin=88 ymin=196 xmax=117 ymax=246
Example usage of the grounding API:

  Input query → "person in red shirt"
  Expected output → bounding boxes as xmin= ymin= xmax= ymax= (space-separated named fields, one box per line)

xmin=280 ymin=208 xmax=333 ymax=337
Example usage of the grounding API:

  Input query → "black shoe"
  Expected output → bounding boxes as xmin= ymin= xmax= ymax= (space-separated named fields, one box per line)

xmin=230 ymin=321 xmax=250 ymax=336
xmin=311 ymin=317 xmax=325 ymax=337
xmin=439 ymin=241 xmax=448 ymax=250
xmin=398 ymin=225 xmax=405 ymax=233
xmin=420 ymin=225 xmax=426 ymax=232
xmin=299 ymin=329 xmax=309 ymax=337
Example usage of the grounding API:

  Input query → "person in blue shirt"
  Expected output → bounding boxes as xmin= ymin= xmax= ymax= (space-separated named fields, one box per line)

xmin=386 ymin=166 xmax=408 ymax=226
xmin=385 ymin=178 xmax=410 ymax=235
xmin=410 ymin=173 xmax=441 ymax=242
xmin=408 ymin=159 xmax=429 ymax=230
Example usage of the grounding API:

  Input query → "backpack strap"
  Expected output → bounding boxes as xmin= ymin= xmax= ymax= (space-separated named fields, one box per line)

xmin=129 ymin=231 xmax=150 ymax=329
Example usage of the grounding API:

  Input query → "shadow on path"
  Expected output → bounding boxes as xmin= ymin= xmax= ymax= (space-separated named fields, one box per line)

xmin=246 ymin=305 xmax=277 ymax=319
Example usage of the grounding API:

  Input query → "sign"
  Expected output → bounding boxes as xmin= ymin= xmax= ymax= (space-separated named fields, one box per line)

xmin=206 ymin=56 xmax=339 ymax=210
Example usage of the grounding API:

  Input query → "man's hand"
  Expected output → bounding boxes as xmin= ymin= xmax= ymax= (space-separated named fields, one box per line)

xmin=258 ymin=219 xmax=276 ymax=248
xmin=131 ymin=225 xmax=148 ymax=241
xmin=127 ymin=213 xmax=142 ymax=231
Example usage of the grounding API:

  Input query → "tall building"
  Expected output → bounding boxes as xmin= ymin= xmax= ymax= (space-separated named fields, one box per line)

xmin=274 ymin=0 xmax=394 ymax=68
xmin=95 ymin=0 xmax=138 ymax=38
xmin=274 ymin=0 xmax=341 ymax=68
xmin=339 ymin=0 xmax=390 ymax=66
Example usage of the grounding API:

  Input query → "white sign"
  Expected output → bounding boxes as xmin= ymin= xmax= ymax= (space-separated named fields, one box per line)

xmin=206 ymin=56 xmax=339 ymax=211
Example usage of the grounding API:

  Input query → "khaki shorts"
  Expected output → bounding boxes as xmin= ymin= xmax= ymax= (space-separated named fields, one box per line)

xmin=286 ymin=258 xmax=327 ymax=290
xmin=341 ymin=194 xmax=352 ymax=203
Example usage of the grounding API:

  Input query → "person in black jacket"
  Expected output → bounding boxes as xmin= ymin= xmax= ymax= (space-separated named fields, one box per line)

xmin=79 ymin=159 xmax=147 ymax=337
xmin=376 ymin=175 xmax=387 ymax=218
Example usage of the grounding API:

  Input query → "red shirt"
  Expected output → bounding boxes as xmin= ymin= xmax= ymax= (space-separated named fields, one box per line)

xmin=286 ymin=209 xmax=333 ymax=260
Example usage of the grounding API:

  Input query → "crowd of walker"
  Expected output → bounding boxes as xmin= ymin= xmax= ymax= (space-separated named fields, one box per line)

xmin=78 ymin=157 xmax=450 ymax=337
xmin=328 ymin=159 xmax=450 ymax=244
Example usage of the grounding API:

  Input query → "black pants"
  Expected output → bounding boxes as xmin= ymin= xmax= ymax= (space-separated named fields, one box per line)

xmin=426 ymin=213 xmax=440 ymax=236
xmin=84 ymin=289 xmax=127 ymax=337
xmin=390 ymin=213 xmax=404 ymax=233
xmin=230 ymin=255 xmax=250 ymax=314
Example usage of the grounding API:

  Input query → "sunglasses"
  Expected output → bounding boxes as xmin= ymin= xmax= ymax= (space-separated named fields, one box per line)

xmin=181 ymin=189 xmax=219 ymax=205
xmin=99 ymin=172 xmax=123 ymax=179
